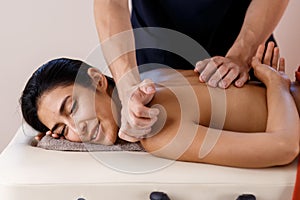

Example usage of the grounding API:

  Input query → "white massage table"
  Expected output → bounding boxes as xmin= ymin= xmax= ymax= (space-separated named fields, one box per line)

xmin=0 ymin=126 xmax=297 ymax=200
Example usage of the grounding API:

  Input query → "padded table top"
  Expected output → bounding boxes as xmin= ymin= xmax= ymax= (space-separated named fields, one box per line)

xmin=0 ymin=126 xmax=297 ymax=200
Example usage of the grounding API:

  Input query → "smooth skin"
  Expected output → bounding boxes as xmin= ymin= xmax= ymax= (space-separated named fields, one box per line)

xmin=93 ymin=0 xmax=289 ymax=141
xmin=142 ymin=45 xmax=299 ymax=168
xmin=37 ymin=45 xmax=300 ymax=168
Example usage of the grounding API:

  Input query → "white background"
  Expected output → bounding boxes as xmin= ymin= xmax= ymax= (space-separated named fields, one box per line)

xmin=0 ymin=0 xmax=299 ymax=152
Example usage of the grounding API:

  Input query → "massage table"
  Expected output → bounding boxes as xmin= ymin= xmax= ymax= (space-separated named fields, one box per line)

xmin=0 ymin=125 xmax=298 ymax=200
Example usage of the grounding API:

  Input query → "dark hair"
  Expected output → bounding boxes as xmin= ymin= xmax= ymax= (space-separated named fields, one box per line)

xmin=20 ymin=58 xmax=115 ymax=133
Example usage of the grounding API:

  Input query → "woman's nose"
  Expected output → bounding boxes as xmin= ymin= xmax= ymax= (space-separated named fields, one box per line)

xmin=77 ymin=121 xmax=87 ymax=135
xmin=74 ymin=118 xmax=98 ymax=137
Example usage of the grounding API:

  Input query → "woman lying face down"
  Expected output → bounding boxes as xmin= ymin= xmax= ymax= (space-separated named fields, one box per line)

xmin=21 ymin=59 xmax=120 ymax=146
xmin=21 ymin=45 xmax=300 ymax=168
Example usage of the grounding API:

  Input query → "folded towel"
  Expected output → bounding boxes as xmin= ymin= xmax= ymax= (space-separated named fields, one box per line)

xmin=34 ymin=135 xmax=145 ymax=152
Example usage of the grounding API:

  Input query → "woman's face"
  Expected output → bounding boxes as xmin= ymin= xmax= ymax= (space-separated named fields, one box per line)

xmin=37 ymin=70 xmax=119 ymax=145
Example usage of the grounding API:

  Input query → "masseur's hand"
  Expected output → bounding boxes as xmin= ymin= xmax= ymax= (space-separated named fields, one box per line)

xmin=118 ymin=79 xmax=159 ymax=142
xmin=194 ymin=56 xmax=250 ymax=88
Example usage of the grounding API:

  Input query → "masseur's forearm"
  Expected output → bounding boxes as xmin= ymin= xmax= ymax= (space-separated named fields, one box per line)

xmin=94 ymin=0 xmax=140 ymax=85
xmin=94 ymin=0 xmax=158 ymax=141
xmin=226 ymin=0 xmax=289 ymax=65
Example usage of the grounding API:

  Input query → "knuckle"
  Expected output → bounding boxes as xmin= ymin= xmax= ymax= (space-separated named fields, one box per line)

xmin=196 ymin=60 xmax=203 ymax=66
xmin=210 ymin=60 xmax=219 ymax=68
xmin=214 ymin=69 xmax=227 ymax=78
xmin=131 ymin=91 xmax=144 ymax=102
xmin=223 ymin=76 xmax=234 ymax=83
xmin=140 ymin=79 xmax=153 ymax=89
xmin=212 ymin=56 xmax=222 ymax=62
xmin=127 ymin=113 xmax=136 ymax=125
xmin=140 ymin=128 xmax=151 ymax=136
xmin=229 ymin=67 xmax=239 ymax=74
xmin=143 ymin=78 xmax=153 ymax=84
xmin=208 ymin=80 xmax=218 ymax=87
xmin=221 ymin=63 xmax=230 ymax=69
xmin=241 ymin=72 xmax=249 ymax=79
xmin=202 ymin=58 xmax=210 ymax=62
xmin=129 ymin=116 xmax=143 ymax=128
xmin=209 ymin=73 xmax=219 ymax=81
xmin=201 ymin=70 xmax=208 ymax=76
xmin=218 ymin=66 xmax=228 ymax=75
xmin=134 ymin=108 xmax=144 ymax=117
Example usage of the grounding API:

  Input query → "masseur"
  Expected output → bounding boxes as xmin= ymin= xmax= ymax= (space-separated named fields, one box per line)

xmin=93 ymin=0 xmax=289 ymax=141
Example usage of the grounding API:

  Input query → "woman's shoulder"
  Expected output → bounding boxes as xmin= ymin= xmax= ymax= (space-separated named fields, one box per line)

xmin=141 ymin=68 xmax=198 ymax=85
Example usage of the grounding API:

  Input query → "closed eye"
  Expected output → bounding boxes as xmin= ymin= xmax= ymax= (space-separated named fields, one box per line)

xmin=70 ymin=100 xmax=77 ymax=115
xmin=60 ymin=125 xmax=66 ymax=136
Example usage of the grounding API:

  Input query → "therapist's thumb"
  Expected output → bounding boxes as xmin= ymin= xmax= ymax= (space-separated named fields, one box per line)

xmin=133 ymin=79 xmax=156 ymax=105
xmin=139 ymin=79 xmax=156 ymax=94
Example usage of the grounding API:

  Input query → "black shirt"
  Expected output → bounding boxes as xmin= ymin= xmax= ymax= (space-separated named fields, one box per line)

xmin=131 ymin=0 xmax=272 ymax=70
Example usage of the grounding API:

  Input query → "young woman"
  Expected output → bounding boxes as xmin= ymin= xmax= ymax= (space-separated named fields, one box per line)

xmin=20 ymin=44 xmax=300 ymax=168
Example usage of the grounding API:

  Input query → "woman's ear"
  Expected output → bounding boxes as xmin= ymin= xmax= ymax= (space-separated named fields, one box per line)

xmin=87 ymin=68 xmax=108 ymax=92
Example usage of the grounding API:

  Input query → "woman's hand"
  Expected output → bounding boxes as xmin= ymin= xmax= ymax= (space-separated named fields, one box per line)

xmin=251 ymin=42 xmax=290 ymax=88
xmin=34 ymin=132 xmax=46 ymax=141
xmin=34 ymin=130 xmax=65 ymax=141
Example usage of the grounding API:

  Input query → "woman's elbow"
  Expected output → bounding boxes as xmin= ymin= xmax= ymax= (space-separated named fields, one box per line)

xmin=275 ymin=139 xmax=299 ymax=165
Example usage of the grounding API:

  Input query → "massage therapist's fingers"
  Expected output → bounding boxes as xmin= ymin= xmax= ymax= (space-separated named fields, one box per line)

xmin=119 ymin=107 xmax=151 ymax=141
xmin=129 ymin=107 xmax=158 ymax=128
xmin=120 ymin=104 xmax=157 ymax=139
xmin=118 ymin=79 xmax=159 ymax=140
xmin=263 ymin=42 xmax=275 ymax=66
xmin=194 ymin=59 xmax=210 ymax=74
xmin=129 ymin=95 xmax=159 ymax=119
xmin=234 ymin=72 xmax=249 ymax=88
xmin=207 ymin=65 xmax=229 ymax=87
xmin=199 ymin=57 xmax=222 ymax=82
xmin=218 ymin=67 xmax=239 ymax=88
xmin=137 ymin=79 xmax=156 ymax=104
xmin=118 ymin=130 xmax=139 ymax=142
xmin=130 ymin=89 xmax=159 ymax=120
xmin=118 ymin=118 xmax=153 ymax=141
xmin=131 ymin=79 xmax=156 ymax=108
